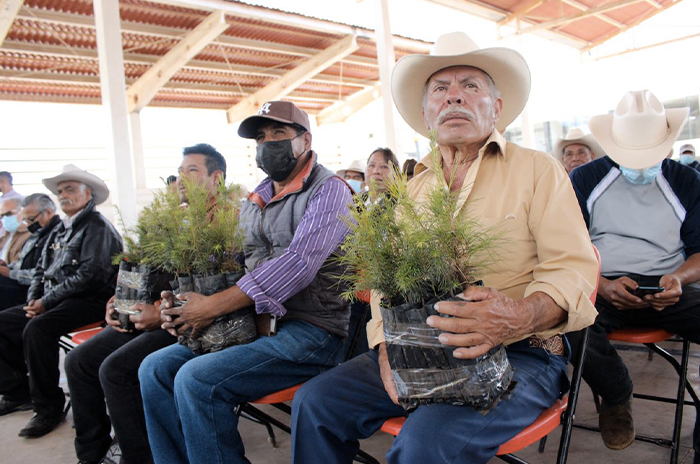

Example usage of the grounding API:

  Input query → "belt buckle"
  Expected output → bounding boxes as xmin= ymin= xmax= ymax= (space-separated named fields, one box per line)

xmin=529 ymin=334 xmax=565 ymax=356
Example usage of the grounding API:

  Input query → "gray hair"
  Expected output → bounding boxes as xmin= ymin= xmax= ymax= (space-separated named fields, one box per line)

xmin=421 ymin=66 xmax=501 ymax=111
xmin=1 ymin=197 xmax=21 ymax=211
xmin=22 ymin=193 xmax=57 ymax=213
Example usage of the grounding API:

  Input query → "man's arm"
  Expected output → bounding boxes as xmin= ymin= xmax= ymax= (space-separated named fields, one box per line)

xmin=643 ymin=252 xmax=700 ymax=311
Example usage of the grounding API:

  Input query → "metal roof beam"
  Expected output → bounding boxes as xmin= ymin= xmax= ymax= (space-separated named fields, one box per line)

xmin=517 ymin=0 xmax=644 ymax=34
xmin=0 ymin=0 xmax=23 ymax=46
xmin=561 ymin=0 xmax=625 ymax=29
xmin=226 ymin=34 xmax=359 ymax=123
xmin=316 ymin=85 xmax=380 ymax=125
xmin=497 ymin=0 xmax=546 ymax=26
xmin=126 ymin=10 xmax=228 ymax=112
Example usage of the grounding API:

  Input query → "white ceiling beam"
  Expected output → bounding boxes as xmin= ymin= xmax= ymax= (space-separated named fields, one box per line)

xmin=316 ymin=85 xmax=380 ymax=125
xmin=226 ymin=34 xmax=359 ymax=124
xmin=0 ymin=0 xmax=23 ymax=46
xmin=517 ymin=0 xmax=644 ymax=34
xmin=17 ymin=7 xmax=381 ymax=69
xmin=126 ymin=10 xmax=228 ymax=112
xmin=561 ymin=0 xmax=625 ymax=29
xmin=497 ymin=0 xmax=546 ymax=26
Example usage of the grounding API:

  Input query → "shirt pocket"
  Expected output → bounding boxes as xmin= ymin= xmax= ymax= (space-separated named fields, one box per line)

xmin=60 ymin=245 xmax=82 ymax=275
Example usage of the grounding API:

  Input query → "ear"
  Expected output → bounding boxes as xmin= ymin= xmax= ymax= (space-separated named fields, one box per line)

xmin=493 ymin=97 xmax=503 ymax=121
xmin=302 ymin=131 xmax=312 ymax=151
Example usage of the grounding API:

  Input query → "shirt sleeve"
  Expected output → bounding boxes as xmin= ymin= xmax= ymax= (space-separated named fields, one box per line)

xmin=523 ymin=154 xmax=599 ymax=337
xmin=237 ymin=177 xmax=352 ymax=317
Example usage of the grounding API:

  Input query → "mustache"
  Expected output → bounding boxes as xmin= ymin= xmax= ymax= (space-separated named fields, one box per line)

xmin=437 ymin=106 xmax=475 ymax=125
xmin=59 ymin=199 xmax=73 ymax=205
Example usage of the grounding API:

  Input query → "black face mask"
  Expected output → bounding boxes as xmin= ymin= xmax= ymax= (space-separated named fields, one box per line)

xmin=27 ymin=221 xmax=42 ymax=233
xmin=255 ymin=135 xmax=305 ymax=182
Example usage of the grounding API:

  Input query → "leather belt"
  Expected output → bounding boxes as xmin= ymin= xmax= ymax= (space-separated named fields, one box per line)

xmin=528 ymin=334 xmax=565 ymax=356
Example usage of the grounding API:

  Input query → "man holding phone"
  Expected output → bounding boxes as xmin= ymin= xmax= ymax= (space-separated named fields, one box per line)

xmin=570 ymin=90 xmax=700 ymax=452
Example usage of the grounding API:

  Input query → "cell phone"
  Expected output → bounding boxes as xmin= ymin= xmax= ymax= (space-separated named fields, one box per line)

xmin=632 ymin=286 xmax=665 ymax=297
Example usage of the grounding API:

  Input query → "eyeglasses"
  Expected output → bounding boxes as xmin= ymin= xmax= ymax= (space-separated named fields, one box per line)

xmin=21 ymin=211 xmax=43 ymax=225
xmin=0 ymin=210 xmax=17 ymax=218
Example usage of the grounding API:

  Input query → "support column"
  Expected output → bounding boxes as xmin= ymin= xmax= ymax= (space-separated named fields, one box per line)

xmin=519 ymin=105 xmax=537 ymax=150
xmin=130 ymin=112 xmax=147 ymax=190
xmin=374 ymin=0 xmax=400 ymax=155
xmin=93 ymin=0 xmax=138 ymax=228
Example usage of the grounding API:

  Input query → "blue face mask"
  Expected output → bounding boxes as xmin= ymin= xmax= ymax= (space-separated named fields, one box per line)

xmin=346 ymin=179 xmax=363 ymax=194
xmin=1 ymin=214 xmax=20 ymax=233
xmin=680 ymin=154 xmax=695 ymax=166
xmin=620 ymin=162 xmax=662 ymax=185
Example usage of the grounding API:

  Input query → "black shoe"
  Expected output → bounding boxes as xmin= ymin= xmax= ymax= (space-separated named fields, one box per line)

xmin=18 ymin=412 xmax=65 ymax=438
xmin=0 ymin=396 xmax=32 ymax=416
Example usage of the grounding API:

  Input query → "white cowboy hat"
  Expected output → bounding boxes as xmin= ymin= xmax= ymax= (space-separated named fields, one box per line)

xmin=337 ymin=159 xmax=366 ymax=179
xmin=391 ymin=31 xmax=531 ymax=137
xmin=42 ymin=164 xmax=110 ymax=205
xmin=553 ymin=127 xmax=604 ymax=162
xmin=589 ymin=90 xmax=689 ymax=169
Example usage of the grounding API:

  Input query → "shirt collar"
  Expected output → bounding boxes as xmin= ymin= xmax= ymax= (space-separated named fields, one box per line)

xmin=414 ymin=130 xmax=507 ymax=176
xmin=62 ymin=208 xmax=84 ymax=229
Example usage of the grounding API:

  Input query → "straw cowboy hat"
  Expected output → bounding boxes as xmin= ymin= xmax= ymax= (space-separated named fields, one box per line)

xmin=337 ymin=159 xmax=366 ymax=179
xmin=589 ymin=90 xmax=689 ymax=170
xmin=553 ymin=127 xmax=604 ymax=162
xmin=42 ymin=164 xmax=110 ymax=205
xmin=391 ymin=31 xmax=531 ymax=137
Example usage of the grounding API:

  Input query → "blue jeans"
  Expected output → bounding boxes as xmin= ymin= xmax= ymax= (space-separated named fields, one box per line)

xmin=138 ymin=319 xmax=343 ymax=464
xmin=291 ymin=341 xmax=569 ymax=464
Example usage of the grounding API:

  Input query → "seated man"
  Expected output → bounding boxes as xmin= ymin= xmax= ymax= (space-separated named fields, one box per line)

xmin=678 ymin=143 xmax=700 ymax=171
xmin=553 ymin=127 xmax=602 ymax=174
xmin=138 ymin=101 xmax=352 ymax=463
xmin=65 ymin=144 xmax=226 ymax=464
xmin=0 ymin=171 xmax=24 ymax=238
xmin=0 ymin=194 xmax=60 ymax=310
xmin=0 ymin=197 xmax=31 ymax=268
xmin=569 ymin=90 xmax=700 ymax=451
xmin=0 ymin=164 xmax=122 ymax=438
xmin=337 ymin=160 xmax=366 ymax=194
xmin=291 ymin=32 xmax=599 ymax=464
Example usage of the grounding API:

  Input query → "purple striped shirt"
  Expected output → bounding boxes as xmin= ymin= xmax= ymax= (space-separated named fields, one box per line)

xmin=237 ymin=176 xmax=351 ymax=317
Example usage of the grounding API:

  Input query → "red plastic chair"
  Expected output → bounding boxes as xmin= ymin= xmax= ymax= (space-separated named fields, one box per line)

xmin=58 ymin=322 xmax=105 ymax=353
xmin=577 ymin=327 xmax=700 ymax=464
xmin=379 ymin=246 xmax=601 ymax=464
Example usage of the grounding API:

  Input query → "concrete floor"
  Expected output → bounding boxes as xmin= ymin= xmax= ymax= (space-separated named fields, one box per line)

xmin=1 ymin=340 xmax=698 ymax=464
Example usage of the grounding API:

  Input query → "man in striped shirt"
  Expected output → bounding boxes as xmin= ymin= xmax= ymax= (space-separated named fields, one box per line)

xmin=139 ymin=101 xmax=353 ymax=464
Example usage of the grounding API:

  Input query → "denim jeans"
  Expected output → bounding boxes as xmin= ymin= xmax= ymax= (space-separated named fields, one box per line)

xmin=139 ymin=319 xmax=344 ymax=464
xmin=291 ymin=341 xmax=569 ymax=464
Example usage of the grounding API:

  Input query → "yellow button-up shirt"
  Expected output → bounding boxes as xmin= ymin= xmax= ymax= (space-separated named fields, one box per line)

xmin=366 ymin=130 xmax=599 ymax=349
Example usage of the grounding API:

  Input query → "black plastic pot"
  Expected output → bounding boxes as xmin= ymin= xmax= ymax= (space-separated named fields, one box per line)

xmin=114 ymin=261 xmax=172 ymax=331
xmin=380 ymin=295 xmax=515 ymax=413
xmin=176 ymin=270 xmax=257 ymax=354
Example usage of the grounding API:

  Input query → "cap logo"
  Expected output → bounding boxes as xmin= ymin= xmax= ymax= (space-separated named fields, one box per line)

xmin=258 ymin=103 xmax=271 ymax=115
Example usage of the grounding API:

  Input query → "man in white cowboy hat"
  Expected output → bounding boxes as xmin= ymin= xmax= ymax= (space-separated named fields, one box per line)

xmin=678 ymin=143 xmax=700 ymax=171
xmin=0 ymin=164 xmax=122 ymax=439
xmin=337 ymin=159 xmax=366 ymax=193
xmin=291 ymin=32 xmax=598 ymax=464
xmin=553 ymin=127 xmax=603 ymax=174
xmin=569 ymin=90 xmax=700 ymax=452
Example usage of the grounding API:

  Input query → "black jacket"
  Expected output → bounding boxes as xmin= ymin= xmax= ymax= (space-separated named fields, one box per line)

xmin=18 ymin=215 xmax=61 ymax=272
xmin=28 ymin=201 xmax=123 ymax=309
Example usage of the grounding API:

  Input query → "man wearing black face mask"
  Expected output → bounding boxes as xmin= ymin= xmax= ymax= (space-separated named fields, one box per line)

xmin=139 ymin=100 xmax=354 ymax=463
xmin=0 ymin=194 xmax=60 ymax=310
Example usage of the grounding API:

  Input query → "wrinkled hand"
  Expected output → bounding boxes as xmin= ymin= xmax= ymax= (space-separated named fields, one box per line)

xmin=0 ymin=259 xmax=6 ymax=267
xmin=598 ymin=276 xmax=647 ymax=310
xmin=24 ymin=298 xmax=45 ymax=319
xmin=160 ymin=291 xmax=217 ymax=337
xmin=643 ymin=274 xmax=682 ymax=311
xmin=0 ymin=265 xmax=9 ymax=278
xmin=429 ymin=286 xmax=528 ymax=359
xmin=378 ymin=343 xmax=399 ymax=405
xmin=105 ymin=296 xmax=130 ymax=333
xmin=130 ymin=302 xmax=162 ymax=331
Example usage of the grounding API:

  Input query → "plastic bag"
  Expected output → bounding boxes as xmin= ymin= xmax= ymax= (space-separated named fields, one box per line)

xmin=381 ymin=296 xmax=516 ymax=413
xmin=113 ymin=261 xmax=172 ymax=330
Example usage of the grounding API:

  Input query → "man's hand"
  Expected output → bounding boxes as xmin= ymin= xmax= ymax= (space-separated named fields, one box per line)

xmin=160 ymin=292 xmax=217 ymax=337
xmin=598 ymin=276 xmax=647 ymax=310
xmin=0 ymin=259 xmax=7 ymax=267
xmin=429 ymin=286 xmax=532 ymax=359
xmin=0 ymin=265 xmax=9 ymax=278
xmin=644 ymin=274 xmax=682 ymax=311
xmin=378 ymin=342 xmax=399 ymax=405
xmin=24 ymin=298 xmax=46 ymax=319
xmin=130 ymin=302 xmax=163 ymax=331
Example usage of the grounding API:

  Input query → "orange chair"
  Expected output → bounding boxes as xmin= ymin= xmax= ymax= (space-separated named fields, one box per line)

xmin=379 ymin=246 xmax=601 ymax=464
xmin=576 ymin=328 xmax=700 ymax=464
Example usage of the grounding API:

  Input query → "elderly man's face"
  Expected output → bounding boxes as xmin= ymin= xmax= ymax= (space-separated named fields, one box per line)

xmin=344 ymin=171 xmax=364 ymax=182
xmin=562 ymin=143 xmax=594 ymax=173
xmin=177 ymin=154 xmax=222 ymax=203
xmin=57 ymin=181 xmax=92 ymax=216
xmin=422 ymin=66 xmax=502 ymax=147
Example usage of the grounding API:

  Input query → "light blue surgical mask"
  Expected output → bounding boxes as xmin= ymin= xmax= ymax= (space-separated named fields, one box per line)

xmin=346 ymin=179 xmax=363 ymax=194
xmin=1 ymin=214 xmax=20 ymax=233
xmin=620 ymin=161 xmax=662 ymax=185
xmin=680 ymin=154 xmax=696 ymax=166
